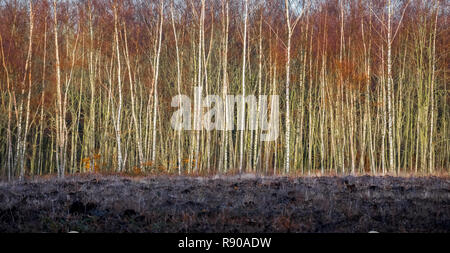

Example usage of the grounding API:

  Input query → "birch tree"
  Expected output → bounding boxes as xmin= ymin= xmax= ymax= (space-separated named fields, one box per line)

xmin=171 ymin=0 xmax=183 ymax=174
xmin=113 ymin=2 xmax=123 ymax=172
xmin=284 ymin=0 xmax=307 ymax=173
xmin=53 ymin=0 xmax=65 ymax=178
xmin=151 ymin=0 xmax=164 ymax=166
xmin=239 ymin=0 xmax=248 ymax=173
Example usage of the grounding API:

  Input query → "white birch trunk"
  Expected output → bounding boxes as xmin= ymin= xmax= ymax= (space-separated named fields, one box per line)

xmin=239 ymin=0 xmax=248 ymax=173
xmin=151 ymin=0 xmax=164 ymax=165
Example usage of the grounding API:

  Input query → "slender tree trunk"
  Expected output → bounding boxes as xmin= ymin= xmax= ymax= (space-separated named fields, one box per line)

xmin=171 ymin=0 xmax=183 ymax=175
xmin=88 ymin=0 xmax=96 ymax=157
xmin=284 ymin=0 xmax=291 ymax=174
xmin=0 ymin=32 xmax=12 ymax=180
xmin=387 ymin=0 xmax=395 ymax=173
xmin=220 ymin=0 xmax=229 ymax=174
xmin=429 ymin=1 xmax=439 ymax=173
xmin=113 ymin=3 xmax=123 ymax=172
xmin=53 ymin=0 xmax=64 ymax=178
xmin=253 ymin=10 xmax=263 ymax=171
xmin=239 ymin=0 xmax=248 ymax=174
xmin=37 ymin=19 xmax=47 ymax=176
xmin=151 ymin=0 xmax=164 ymax=166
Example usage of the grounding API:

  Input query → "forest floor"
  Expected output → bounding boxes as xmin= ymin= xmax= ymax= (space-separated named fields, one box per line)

xmin=0 ymin=174 xmax=448 ymax=232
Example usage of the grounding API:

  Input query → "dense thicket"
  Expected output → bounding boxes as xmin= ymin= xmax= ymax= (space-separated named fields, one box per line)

xmin=0 ymin=0 xmax=448 ymax=179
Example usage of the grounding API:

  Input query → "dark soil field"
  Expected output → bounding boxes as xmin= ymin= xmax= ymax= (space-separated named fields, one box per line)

xmin=0 ymin=174 xmax=448 ymax=232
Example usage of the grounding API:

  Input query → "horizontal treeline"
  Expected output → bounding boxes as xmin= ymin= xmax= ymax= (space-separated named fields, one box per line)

xmin=0 ymin=0 xmax=448 ymax=179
